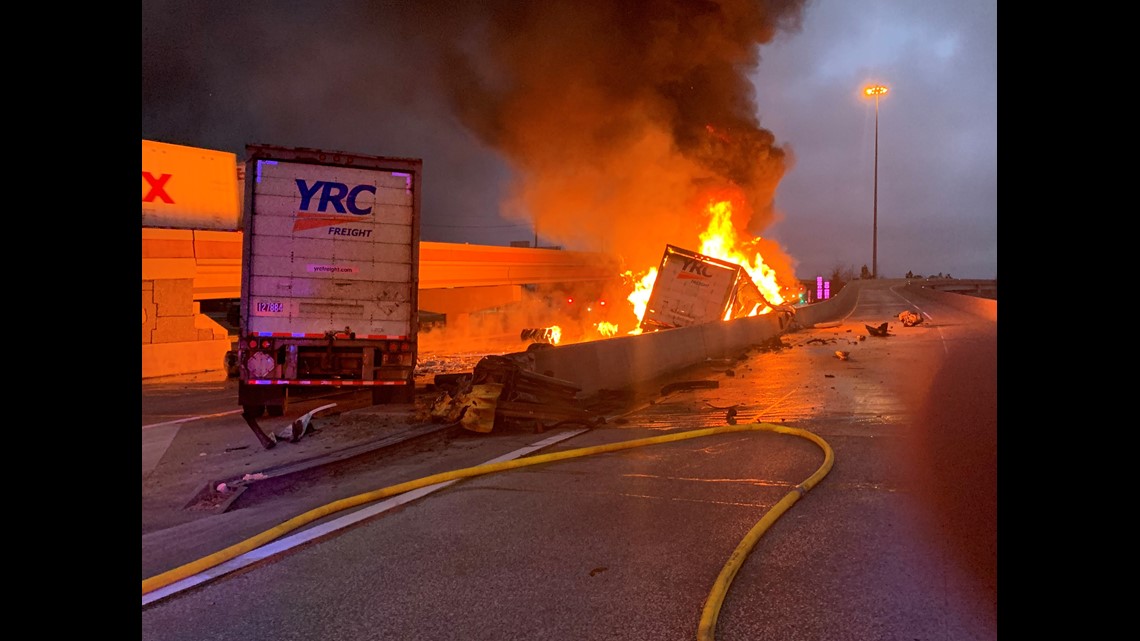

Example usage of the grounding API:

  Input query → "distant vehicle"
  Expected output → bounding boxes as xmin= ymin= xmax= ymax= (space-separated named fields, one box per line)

xmin=640 ymin=244 xmax=767 ymax=332
xmin=236 ymin=144 xmax=422 ymax=446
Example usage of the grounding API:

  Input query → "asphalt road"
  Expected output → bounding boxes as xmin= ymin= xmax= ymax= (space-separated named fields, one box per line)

xmin=141 ymin=279 xmax=997 ymax=641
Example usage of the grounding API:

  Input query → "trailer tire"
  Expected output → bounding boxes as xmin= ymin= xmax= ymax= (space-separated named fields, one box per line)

xmin=267 ymin=404 xmax=285 ymax=417
xmin=243 ymin=404 xmax=265 ymax=419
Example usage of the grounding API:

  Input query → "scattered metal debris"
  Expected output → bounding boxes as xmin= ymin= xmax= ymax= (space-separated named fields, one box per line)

xmin=865 ymin=322 xmax=890 ymax=337
xmin=834 ymin=351 xmax=850 ymax=361
xmin=433 ymin=353 xmax=604 ymax=433
xmin=273 ymin=403 xmax=338 ymax=443
xmin=432 ymin=372 xmax=472 ymax=396
xmin=661 ymin=380 xmax=720 ymax=395
xmin=520 ymin=327 xmax=561 ymax=344
xmin=757 ymin=336 xmax=790 ymax=351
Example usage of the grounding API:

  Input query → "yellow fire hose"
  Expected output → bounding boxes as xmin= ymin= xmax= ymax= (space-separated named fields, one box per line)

xmin=142 ymin=421 xmax=834 ymax=640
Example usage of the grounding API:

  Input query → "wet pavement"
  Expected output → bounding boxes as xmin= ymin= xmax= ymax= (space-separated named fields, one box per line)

xmin=142 ymin=281 xmax=997 ymax=640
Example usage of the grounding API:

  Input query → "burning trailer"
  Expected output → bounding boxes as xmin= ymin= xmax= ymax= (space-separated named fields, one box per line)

xmin=639 ymin=244 xmax=775 ymax=332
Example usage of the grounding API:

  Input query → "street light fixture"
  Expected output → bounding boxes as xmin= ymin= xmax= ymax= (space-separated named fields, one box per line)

xmin=863 ymin=84 xmax=888 ymax=279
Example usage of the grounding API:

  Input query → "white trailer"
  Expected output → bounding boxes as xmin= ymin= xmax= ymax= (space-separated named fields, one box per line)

xmin=236 ymin=145 xmax=422 ymax=448
xmin=639 ymin=244 xmax=767 ymax=332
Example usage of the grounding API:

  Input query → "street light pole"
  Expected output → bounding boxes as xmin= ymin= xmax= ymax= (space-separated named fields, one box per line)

xmin=863 ymin=84 xmax=888 ymax=279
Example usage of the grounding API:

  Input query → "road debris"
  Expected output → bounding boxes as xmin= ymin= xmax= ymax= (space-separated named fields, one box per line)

xmin=431 ymin=353 xmax=602 ymax=433
xmin=835 ymin=351 xmax=850 ymax=361
xmin=866 ymin=322 xmax=890 ymax=337
xmin=661 ymin=380 xmax=720 ymax=395
xmin=273 ymin=403 xmax=338 ymax=443
xmin=520 ymin=326 xmax=561 ymax=344
xmin=898 ymin=310 xmax=924 ymax=327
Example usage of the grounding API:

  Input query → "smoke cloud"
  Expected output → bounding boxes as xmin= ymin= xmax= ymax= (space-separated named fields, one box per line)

xmin=430 ymin=0 xmax=809 ymax=273
xmin=143 ymin=0 xmax=809 ymax=288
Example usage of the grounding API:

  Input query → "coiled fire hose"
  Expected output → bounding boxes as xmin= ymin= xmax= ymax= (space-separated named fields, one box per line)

xmin=142 ymin=421 xmax=834 ymax=640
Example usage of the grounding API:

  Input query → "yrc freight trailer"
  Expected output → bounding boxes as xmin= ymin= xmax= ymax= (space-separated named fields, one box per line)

xmin=237 ymin=144 xmax=422 ymax=448
xmin=639 ymin=244 xmax=768 ymax=332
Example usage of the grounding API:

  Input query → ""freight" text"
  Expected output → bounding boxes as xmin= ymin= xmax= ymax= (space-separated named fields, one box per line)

xmin=328 ymin=227 xmax=373 ymax=237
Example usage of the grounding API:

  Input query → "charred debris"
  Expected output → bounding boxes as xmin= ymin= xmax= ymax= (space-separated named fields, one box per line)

xmin=430 ymin=352 xmax=605 ymax=434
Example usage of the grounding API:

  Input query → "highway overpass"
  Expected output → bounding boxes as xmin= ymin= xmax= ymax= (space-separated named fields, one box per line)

xmin=142 ymin=229 xmax=621 ymax=379
xmin=142 ymin=229 xmax=620 ymax=300
xmin=142 ymin=228 xmax=995 ymax=380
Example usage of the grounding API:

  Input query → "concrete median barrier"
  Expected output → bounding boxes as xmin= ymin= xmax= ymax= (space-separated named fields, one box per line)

xmin=529 ymin=284 xmax=859 ymax=397
xmin=902 ymin=283 xmax=996 ymax=322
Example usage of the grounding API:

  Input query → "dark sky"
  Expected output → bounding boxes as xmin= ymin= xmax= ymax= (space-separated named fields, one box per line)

xmin=142 ymin=0 xmax=996 ymax=281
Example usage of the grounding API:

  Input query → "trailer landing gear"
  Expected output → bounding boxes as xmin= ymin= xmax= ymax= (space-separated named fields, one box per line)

xmin=242 ymin=405 xmax=277 ymax=449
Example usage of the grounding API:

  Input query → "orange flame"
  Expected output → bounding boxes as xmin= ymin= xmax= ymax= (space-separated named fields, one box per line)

xmin=616 ymin=197 xmax=786 ymax=330
xmin=697 ymin=199 xmax=785 ymax=314
xmin=595 ymin=321 xmax=618 ymax=337
xmin=624 ymin=267 xmax=657 ymax=334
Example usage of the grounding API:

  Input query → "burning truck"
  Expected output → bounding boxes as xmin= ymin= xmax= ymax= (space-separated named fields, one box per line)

xmin=639 ymin=244 xmax=772 ymax=332
xmin=517 ymin=198 xmax=801 ymax=344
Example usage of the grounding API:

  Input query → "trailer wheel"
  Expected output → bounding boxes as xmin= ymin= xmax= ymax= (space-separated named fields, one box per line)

xmin=267 ymin=404 xmax=285 ymax=417
xmin=243 ymin=404 xmax=266 ymax=419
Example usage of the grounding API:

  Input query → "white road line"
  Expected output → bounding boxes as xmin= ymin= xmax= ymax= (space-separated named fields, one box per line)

xmin=142 ymin=409 xmax=243 ymax=430
xmin=142 ymin=427 xmax=590 ymax=606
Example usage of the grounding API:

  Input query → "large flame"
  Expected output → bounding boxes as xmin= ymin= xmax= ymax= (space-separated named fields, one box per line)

xmin=617 ymin=197 xmax=785 ymax=333
xmin=623 ymin=268 xmax=658 ymax=335
xmin=697 ymin=199 xmax=785 ymax=313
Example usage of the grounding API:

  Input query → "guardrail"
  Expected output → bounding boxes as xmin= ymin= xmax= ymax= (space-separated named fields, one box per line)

xmin=530 ymin=281 xmax=861 ymax=396
xmin=917 ymin=278 xmax=996 ymax=299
